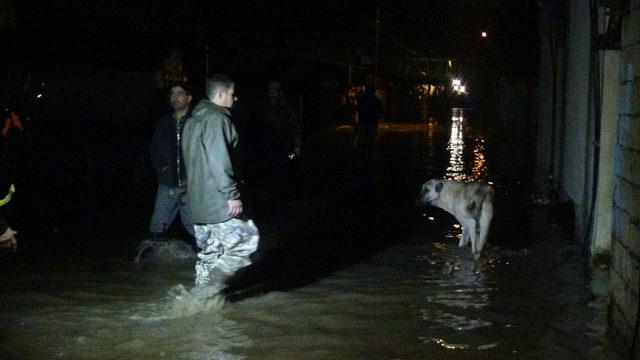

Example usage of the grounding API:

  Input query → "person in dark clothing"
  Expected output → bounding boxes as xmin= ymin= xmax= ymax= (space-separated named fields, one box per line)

xmin=148 ymin=83 xmax=195 ymax=240
xmin=0 ymin=106 xmax=25 ymax=186
xmin=1 ymin=107 xmax=24 ymax=140
xmin=0 ymin=116 xmax=19 ymax=252
xmin=355 ymin=85 xmax=383 ymax=157
xmin=255 ymin=81 xmax=302 ymax=211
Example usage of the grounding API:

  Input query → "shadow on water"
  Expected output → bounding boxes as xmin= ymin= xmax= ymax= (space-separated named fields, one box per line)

xmin=227 ymin=156 xmax=422 ymax=301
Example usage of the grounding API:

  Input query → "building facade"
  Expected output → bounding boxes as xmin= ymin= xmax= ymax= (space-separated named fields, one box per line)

xmin=536 ymin=0 xmax=640 ymax=355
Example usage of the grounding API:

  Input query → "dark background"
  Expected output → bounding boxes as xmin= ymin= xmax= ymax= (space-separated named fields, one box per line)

xmin=0 ymin=0 xmax=539 ymax=253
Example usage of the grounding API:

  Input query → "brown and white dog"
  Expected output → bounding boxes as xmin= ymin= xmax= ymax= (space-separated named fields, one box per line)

xmin=417 ymin=179 xmax=494 ymax=260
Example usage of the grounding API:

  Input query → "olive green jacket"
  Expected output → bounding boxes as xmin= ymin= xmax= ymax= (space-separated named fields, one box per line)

xmin=182 ymin=99 xmax=240 ymax=224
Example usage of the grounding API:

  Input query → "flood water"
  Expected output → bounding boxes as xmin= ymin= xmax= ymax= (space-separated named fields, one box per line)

xmin=0 ymin=110 xmax=617 ymax=359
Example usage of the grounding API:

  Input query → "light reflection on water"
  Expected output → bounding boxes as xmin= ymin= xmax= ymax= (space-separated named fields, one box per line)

xmin=446 ymin=115 xmax=466 ymax=181
xmin=445 ymin=108 xmax=488 ymax=182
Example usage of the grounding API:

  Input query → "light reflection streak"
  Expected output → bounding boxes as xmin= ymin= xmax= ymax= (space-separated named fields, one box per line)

xmin=445 ymin=111 xmax=466 ymax=181
xmin=445 ymin=109 xmax=488 ymax=182
xmin=469 ymin=138 xmax=487 ymax=182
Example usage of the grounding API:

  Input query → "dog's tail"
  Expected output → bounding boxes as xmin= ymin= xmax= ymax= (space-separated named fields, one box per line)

xmin=476 ymin=188 xmax=494 ymax=259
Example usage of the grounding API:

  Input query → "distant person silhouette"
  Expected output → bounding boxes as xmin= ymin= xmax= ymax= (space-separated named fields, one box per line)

xmin=355 ymin=85 xmax=383 ymax=158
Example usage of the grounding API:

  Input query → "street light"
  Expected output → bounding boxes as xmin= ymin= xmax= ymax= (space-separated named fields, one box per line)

xmin=451 ymin=78 xmax=467 ymax=95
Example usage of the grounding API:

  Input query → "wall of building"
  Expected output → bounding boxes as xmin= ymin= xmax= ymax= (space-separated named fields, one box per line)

xmin=536 ymin=0 xmax=640 ymax=352
xmin=610 ymin=2 xmax=640 ymax=354
xmin=535 ymin=1 xmax=555 ymax=186
xmin=591 ymin=51 xmax=619 ymax=260
xmin=561 ymin=0 xmax=593 ymax=238
xmin=535 ymin=0 xmax=594 ymax=239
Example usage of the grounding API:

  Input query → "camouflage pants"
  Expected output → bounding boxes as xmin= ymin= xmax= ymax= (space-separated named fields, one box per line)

xmin=193 ymin=219 xmax=260 ymax=287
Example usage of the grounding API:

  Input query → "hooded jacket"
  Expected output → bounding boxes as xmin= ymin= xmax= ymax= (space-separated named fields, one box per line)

xmin=182 ymin=99 xmax=240 ymax=224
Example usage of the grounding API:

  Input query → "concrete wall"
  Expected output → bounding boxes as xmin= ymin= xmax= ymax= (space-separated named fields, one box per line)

xmin=535 ymin=1 xmax=556 ymax=186
xmin=561 ymin=0 xmax=592 ymax=237
xmin=610 ymin=2 xmax=640 ymax=354
xmin=535 ymin=0 xmax=593 ymax=238
xmin=591 ymin=51 xmax=619 ymax=260
xmin=536 ymin=1 xmax=568 ymax=199
xmin=536 ymin=0 xmax=640 ymax=352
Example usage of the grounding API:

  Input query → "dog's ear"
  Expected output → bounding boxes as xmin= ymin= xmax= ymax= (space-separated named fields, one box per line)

xmin=435 ymin=182 xmax=444 ymax=193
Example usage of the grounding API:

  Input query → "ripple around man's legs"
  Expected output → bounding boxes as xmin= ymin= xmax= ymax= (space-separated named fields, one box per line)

xmin=163 ymin=284 xmax=226 ymax=319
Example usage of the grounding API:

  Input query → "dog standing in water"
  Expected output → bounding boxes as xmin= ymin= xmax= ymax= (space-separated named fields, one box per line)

xmin=417 ymin=179 xmax=494 ymax=260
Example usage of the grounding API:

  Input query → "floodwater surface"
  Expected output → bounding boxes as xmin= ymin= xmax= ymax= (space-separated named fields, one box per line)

xmin=0 ymin=111 xmax=615 ymax=359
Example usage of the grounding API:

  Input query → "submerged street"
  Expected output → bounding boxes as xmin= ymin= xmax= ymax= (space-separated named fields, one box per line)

xmin=0 ymin=110 xmax=619 ymax=359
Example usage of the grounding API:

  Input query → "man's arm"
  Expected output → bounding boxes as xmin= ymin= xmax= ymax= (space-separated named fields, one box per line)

xmin=148 ymin=119 xmax=165 ymax=174
xmin=374 ymin=97 xmax=384 ymax=120
xmin=1 ymin=118 xmax=11 ymax=139
xmin=202 ymin=114 xmax=243 ymax=217
xmin=202 ymin=114 xmax=240 ymax=200
xmin=288 ymin=103 xmax=303 ymax=155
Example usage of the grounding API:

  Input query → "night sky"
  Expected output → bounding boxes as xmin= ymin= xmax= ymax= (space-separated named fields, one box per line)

xmin=5 ymin=1 xmax=539 ymax=72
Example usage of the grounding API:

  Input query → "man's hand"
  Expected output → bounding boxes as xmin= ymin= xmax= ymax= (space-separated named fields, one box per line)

xmin=227 ymin=199 xmax=243 ymax=218
xmin=0 ymin=227 xmax=17 ymax=251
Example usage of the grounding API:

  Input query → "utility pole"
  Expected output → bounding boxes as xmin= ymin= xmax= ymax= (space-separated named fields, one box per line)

xmin=374 ymin=5 xmax=379 ymax=89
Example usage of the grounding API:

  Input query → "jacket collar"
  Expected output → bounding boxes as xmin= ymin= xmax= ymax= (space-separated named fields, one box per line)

xmin=194 ymin=99 xmax=231 ymax=117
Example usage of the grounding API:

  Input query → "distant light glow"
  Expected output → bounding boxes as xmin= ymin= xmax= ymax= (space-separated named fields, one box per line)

xmin=451 ymin=78 xmax=468 ymax=95
xmin=36 ymin=94 xmax=43 ymax=99
xmin=481 ymin=31 xmax=487 ymax=38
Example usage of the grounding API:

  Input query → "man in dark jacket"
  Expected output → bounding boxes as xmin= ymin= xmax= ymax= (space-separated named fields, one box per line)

xmin=148 ymin=83 xmax=195 ymax=240
xmin=182 ymin=75 xmax=259 ymax=289
xmin=255 ymin=81 xmax=302 ymax=211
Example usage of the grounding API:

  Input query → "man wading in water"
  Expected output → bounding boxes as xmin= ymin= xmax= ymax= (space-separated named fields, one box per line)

xmin=181 ymin=75 xmax=259 ymax=293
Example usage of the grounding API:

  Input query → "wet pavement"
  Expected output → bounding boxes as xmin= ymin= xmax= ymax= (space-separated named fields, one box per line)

xmin=0 ymin=111 xmax=622 ymax=359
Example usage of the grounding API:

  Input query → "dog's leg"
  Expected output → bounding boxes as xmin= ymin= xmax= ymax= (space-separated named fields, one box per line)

xmin=455 ymin=216 xmax=469 ymax=247
xmin=470 ymin=219 xmax=479 ymax=255
xmin=476 ymin=198 xmax=494 ymax=258
xmin=460 ymin=217 xmax=478 ymax=256
xmin=459 ymin=226 xmax=468 ymax=247
xmin=463 ymin=227 xmax=472 ymax=247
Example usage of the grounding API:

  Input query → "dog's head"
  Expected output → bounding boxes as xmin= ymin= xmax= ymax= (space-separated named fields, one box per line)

xmin=416 ymin=179 xmax=444 ymax=206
